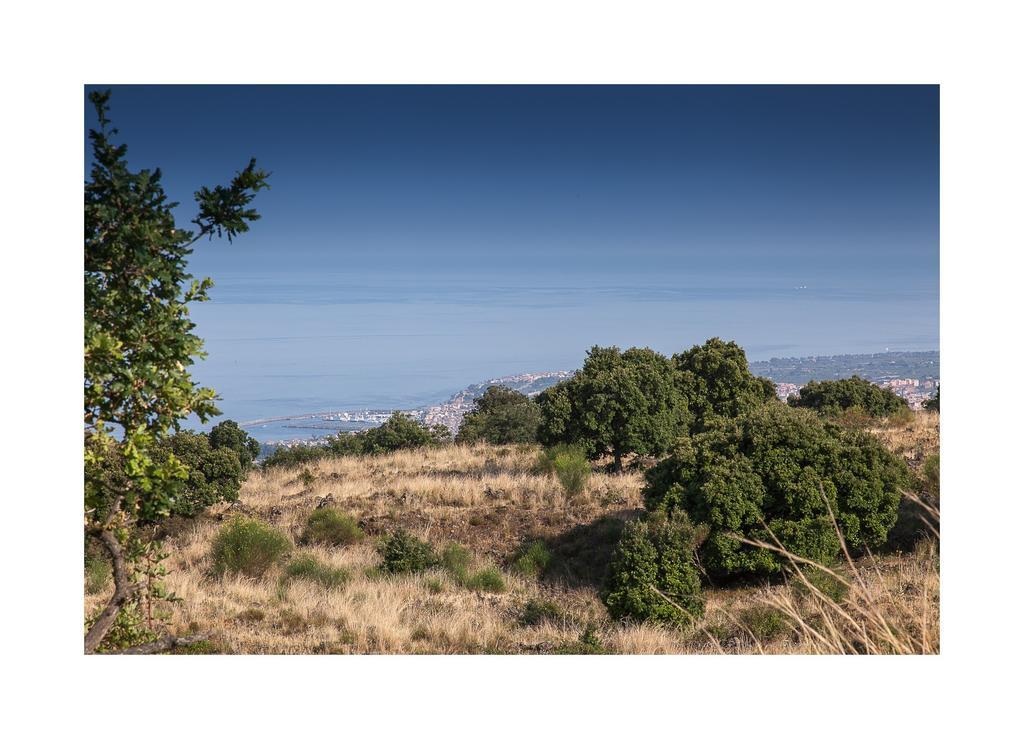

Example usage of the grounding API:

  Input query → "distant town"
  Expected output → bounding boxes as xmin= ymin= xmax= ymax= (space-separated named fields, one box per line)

xmin=247 ymin=350 xmax=938 ymax=450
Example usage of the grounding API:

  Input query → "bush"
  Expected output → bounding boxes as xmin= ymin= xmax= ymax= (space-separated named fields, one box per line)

xmin=377 ymin=529 xmax=437 ymax=574
xmin=923 ymin=386 xmax=939 ymax=412
xmin=440 ymin=542 xmax=472 ymax=580
xmin=519 ymin=598 xmax=565 ymax=626
xmin=456 ymin=386 xmax=542 ymax=445
xmin=741 ymin=605 xmax=788 ymax=641
xmin=211 ymin=517 xmax=292 ymax=577
xmin=788 ymin=375 xmax=909 ymax=418
xmin=300 ymin=508 xmax=364 ymax=546
xmin=283 ymin=554 xmax=350 ymax=590
xmin=208 ymin=419 xmax=261 ymax=470
xmin=922 ymin=454 xmax=940 ymax=495
xmin=261 ymin=444 xmax=330 ymax=469
xmin=539 ymin=445 xmax=591 ymax=497
xmin=554 ymin=626 xmax=607 ymax=655
xmin=360 ymin=412 xmax=452 ymax=455
xmin=644 ymin=402 xmax=910 ymax=577
xmin=512 ymin=540 xmax=552 ymax=578
xmin=603 ymin=511 xmax=706 ymax=625
xmin=466 ymin=566 xmax=506 ymax=593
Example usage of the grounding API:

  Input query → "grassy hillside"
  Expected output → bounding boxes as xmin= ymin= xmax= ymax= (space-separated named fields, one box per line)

xmin=85 ymin=413 xmax=939 ymax=654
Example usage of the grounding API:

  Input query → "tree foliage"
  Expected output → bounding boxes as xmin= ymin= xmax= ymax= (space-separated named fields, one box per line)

xmin=603 ymin=511 xmax=706 ymax=625
xmin=643 ymin=402 xmax=910 ymax=577
xmin=537 ymin=346 xmax=690 ymax=469
xmin=456 ymin=386 xmax=541 ymax=445
xmin=923 ymin=386 xmax=939 ymax=412
xmin=149 ymin=432 xmax=244 ymax=519
xmin=673 ymin=337 xmax=777 ymax=430
xmin=83 ymin=90 xmax=268 ymax=653
xmin=788 ymin=375 xmax=909 ymax=418
xmin=208 ymin=419 xmax=262 ymax=470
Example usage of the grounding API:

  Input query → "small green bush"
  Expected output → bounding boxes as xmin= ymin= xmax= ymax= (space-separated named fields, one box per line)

xmin=466 ymin=566 xmax=506 ymax=593
xmin=519 ymin=598 xmax=564 ymax=626
xmin=740 ymin=606 xmax=788 ymax=641
xmin=923 ymin=454 xmax=939 ymax=495
xmin=512 ymin=540 xmax=552 ymax=578
xmin=440 ymin=543 xmax=472 ymax=580
xmin=539 ymin=445 xmax=591 ymax=497
xmin=211 ymin=517 xmax=292 ymax=577
xmin=377 ymin=529 xmax=437 ymax=574
xmin=301 ymin=508 xmax=365 ymax=546
xmin=554 ymin=625 xmax=607 ymax=655
xmin=283 ymin=554 xmax=350 ymax=590
xmin=85 ymin=554 xmax=111 ymax=594
xmin=261 ymin=444 xmax=330 ymax=469
xmin=794 ymin=567 xmax=850 ymax=603
xmin=603 ymin=511 xmax=705 ymax=625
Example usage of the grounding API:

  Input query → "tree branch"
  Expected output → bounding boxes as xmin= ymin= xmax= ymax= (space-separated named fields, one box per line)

xmin=84 ymin=515 xmax=139 ymax=654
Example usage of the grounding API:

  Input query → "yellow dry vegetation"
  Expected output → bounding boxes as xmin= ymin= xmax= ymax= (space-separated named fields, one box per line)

xmin=84 ymin=414 xmax=939 ymax=654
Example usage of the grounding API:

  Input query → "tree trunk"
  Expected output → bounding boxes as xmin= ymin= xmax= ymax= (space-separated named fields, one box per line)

xmin=84 ymin=526 xmax=138 ymax=654
xmin=613 ymin=448 xmax=623 ymax=473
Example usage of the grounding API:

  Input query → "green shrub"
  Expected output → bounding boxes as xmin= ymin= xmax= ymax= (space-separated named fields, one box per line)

xmin=211 ymin=517 xmax=292 ymax=577
xmin=923 ymin=386 xmax=939 ymax=412
xmin=788 ymin=375 xmax=909 ymax=418
xmin=440 ymin=542 xmax=472 ymax=580
xmin=301 ymin=508 xmax=365 ymax=546
xmin=512 ymin=540 xmax=552 ymax=578
xmin=554 ymin=626 xmax=607 ymax=655
xmin=85 ymin=554 xmax=111 ymax=594
xmin=519 ymin=598 xmax=564 ymax=626
xmin=466 ymin=566 xmax=506 ymax=593
xmin=603 ymin=511 xmax=705 ymax=625
xmin=283 ymin=554 xmax=350 ymax=590
xmin=644 ymin=402 xmax=910 ymax=577
xmin=923 ymin=454 xmax=939 ymax=495
xmin=360 ymin=412 xmax=452 ymax=455
xmin=377 ymin=529 xmax=437 ymax=574
xmin=887 ymin=404 xmax=915 ymax=428
xmin=794 ymin=567 xmax=850 ymax=603
xmin=539 ymin=445 xmax=591 ymax=497
xmin=262 ymin=444 xmax=330 ymax=469
xmin=456 ymin=386 xmax=542 ymax=445
xmin=741 ymin=605 xmax=788 ymax=641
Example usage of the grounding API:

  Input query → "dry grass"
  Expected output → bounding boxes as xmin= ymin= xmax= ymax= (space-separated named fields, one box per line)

xmin=85 ymin=413 xmax=940 ymax=654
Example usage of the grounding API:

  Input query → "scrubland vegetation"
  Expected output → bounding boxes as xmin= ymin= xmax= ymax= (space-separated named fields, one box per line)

xmin=84 ymin=410 xmax=938 ymax=654
xmin=83 ymin=91 xmax=938 ymax=655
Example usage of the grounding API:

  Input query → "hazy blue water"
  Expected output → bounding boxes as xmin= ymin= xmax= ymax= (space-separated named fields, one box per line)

xmin=187 ymin=271 xmax=938 ymax=438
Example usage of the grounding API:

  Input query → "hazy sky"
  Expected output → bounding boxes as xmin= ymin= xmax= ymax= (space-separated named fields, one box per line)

xmin=85 ymin=85 xmax=939 ymax=423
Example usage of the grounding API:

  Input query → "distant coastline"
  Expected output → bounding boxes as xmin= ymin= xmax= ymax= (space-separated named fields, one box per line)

xmin=246 ymin=350 xmax=938 ymax=446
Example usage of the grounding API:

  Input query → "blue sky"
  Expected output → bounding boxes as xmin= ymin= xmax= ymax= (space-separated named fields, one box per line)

xmin=85 ymin=85 xmax=938 ymax=424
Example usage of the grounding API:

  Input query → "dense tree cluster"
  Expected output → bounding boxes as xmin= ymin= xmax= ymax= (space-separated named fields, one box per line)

xmin=643 ymin=403 xmax=910 ymax=578
xmin=263 ymin=412 xmax=451 ymax=469
xmin=536 ymin=346 xmax=690 ymax=470
xmin=787 ymin=375 xmax=908 ymax=418
xmin=456 ymin=386 xmax=541 ymax=444
xmin=672 ymin=337 xmax=777 ymax=429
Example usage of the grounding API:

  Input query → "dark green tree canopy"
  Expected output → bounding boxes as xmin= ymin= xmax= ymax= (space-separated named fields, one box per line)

xmin=672 ymin=337 xmax=777 ymax=430
xmin=644 ymin=402 xmax=909 ymax=577
xmin=788 ymin=375 xmax=908 ymax=417
xmin=456 ymin=385 xmax=541 ymax=445
xmin=357 ymin=411 xmax=452 ymax=455
xmin=208 ymin=419 xmax=262 ymax=470
xmin=151 ymin=432 xmax=244 ymax=518
xmin=923 ymin=386 xmax=939 ymax=412
xmin=537 ymin=346 xmax=691 ymax=470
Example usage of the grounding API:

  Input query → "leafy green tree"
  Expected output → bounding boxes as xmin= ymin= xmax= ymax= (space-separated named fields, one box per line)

xmin=537 ymin=346 xmax=690 ymax=471
xmin=84 ymin=90 xmax=268 ymax=653
xmin=456 ymin=385 xmax=541 ymax=444
xmin=208 ymin=419 xmax=261 ymax=470
xmin=360 ymin=412 xmax=451 ymax=455
xmin=150 ymin=432 xmax=244 ymax=518
xmin=923 ymin=386 xmax=939 ymax=412
xmin=788 ymin=375 xmax=909 ymax=418
xmin=643 ymin=402 xmax=909 ymax=577
xmin=673 ymin=337 xmax=777 ymax=430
